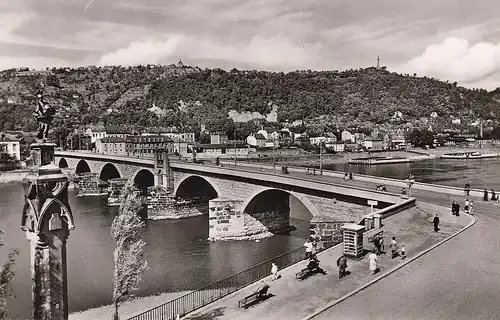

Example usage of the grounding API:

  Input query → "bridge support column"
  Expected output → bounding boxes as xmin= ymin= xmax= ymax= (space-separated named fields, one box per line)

xmin=22 ymin=142 xmax=75 ymax=320
xmin=208 ymin=199 xmax=244 ymax=241
xmin=162 ymin=150 xmax=171 ymax=192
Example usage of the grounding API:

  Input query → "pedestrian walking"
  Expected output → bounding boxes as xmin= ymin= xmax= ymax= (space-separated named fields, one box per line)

xmin=349 ymin=172 xmax=353 ymax=180
xmin=469 ymin=200 xmax=474 ymax=215
xmin=491 ymin=189 xmax=497 ymax=201
xmin=304 ymin=239 xmax=313 ymax=260
xmin=271 ymin=263 xmax=279 ymax=280
xmin=433 ymin=214 xmax=440 ymax=232
xmin=464 ymin=181 xmax=471 ymax=196
xmin=464 ymin=199 xmax=470 ymax=214
xmin=368 ymin=249 xmax=378 ymax=275
xmin=389 ymin=237 xmax=398 ymax=259
xmin=401 ymin=244 xmax=406 ymax=259
xmin=373 ymin=236 xmax=381 ymax=255
xmin=343 ymin=172 xmax=348 ymax=180
xmin=337 ymin=254 xmax=348 ymax=279
xmin=484 ymin=189 xmax=489 ymax=201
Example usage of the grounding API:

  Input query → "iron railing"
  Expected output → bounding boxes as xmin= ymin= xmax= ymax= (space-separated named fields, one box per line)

xmin=127 ymin=246 xmax=307 ymax=320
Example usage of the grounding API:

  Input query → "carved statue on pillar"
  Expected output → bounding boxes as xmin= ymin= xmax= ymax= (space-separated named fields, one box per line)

xmin=22 ymin=101 xmax=75 ymax=319
xmin=34 ymin=92 xmax=55 ymax=142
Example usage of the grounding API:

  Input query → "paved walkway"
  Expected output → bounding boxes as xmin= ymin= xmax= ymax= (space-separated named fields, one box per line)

xmin=312 ymin=202 xmax=500 ymax=320
xmin=183 ymin=203 xmax=473 ymax=320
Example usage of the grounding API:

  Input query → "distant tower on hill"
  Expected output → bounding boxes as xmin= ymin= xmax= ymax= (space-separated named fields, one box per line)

xmin=376 ymin=55 xmax=380 ymax=69
xmin=177 ymin=59 xmax=184 ymax=68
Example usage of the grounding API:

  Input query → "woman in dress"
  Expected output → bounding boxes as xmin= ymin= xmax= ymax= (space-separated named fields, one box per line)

xmin=368 ymin=249 xmax=378 ymax=275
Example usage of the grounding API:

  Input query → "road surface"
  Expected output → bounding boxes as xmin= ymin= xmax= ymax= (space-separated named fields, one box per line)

xmin=313 ymin=202 xmax=500 ymax=320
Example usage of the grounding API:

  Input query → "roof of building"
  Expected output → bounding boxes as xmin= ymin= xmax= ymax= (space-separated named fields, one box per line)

xmin=0 ymin=132 xmax=21 ymax=142
xmin=100 ymin=137 xmax=126 ymax=143
xmin=126 ymin=135 xmax=174 ymax=143
xmin=197 ymin=143 xmax=248 ymax=149
xmin=87 ymin=123 xmax=106 ymax=132
xmin=105 ymin=125 xmax=131 ymax=134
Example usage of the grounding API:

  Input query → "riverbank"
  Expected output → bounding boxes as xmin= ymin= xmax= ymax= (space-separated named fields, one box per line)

xmin=419 ymin=146 xmax=500 ymax=157
xmin=274 ymin=150 xmax=430 ymax=167
xmin=0 ymin=170 xmax=29 ymax=184
xmin=69 ymin=291 xmax=190 ymax=320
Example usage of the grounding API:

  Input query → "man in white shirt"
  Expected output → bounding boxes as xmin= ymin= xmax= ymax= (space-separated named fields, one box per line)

xmin=304 ymin=239 xmax=313 ymax=259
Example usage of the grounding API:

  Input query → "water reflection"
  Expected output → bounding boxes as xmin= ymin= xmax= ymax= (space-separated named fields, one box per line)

xmin=325 ymin=158 xmax=500 ymax=189
xmin=1 ymin=184 xmax=309 ymax=319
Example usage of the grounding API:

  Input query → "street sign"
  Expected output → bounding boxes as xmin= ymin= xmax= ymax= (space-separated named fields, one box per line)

xmin=367 ymin=200 xmax=378 ymax=206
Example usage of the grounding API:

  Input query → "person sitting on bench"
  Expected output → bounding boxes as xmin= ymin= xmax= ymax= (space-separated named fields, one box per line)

xmin=307 ymin=257 xmax=327 ymax=275
xmin=255 ymin=281 xmax=270 ymax=299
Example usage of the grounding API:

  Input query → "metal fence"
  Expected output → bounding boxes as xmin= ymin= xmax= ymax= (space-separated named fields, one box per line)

xmin=127 ymin=246 xmax=306 ymax=320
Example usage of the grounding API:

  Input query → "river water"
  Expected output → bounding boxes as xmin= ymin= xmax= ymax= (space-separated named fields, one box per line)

xmin=0 ymin=183 xmax=310 ymax=320
xmin=1 ymin=157 xmax=499 ymax=319
xmin=326 ymin=158 xmax=500 ymax=190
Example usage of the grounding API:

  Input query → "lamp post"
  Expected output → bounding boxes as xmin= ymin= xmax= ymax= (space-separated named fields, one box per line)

xmin=234 ymin=128 xmax=237 ymax=166
xmin=319 ymin=139 xmax=323 ymax=175
xmin=272 ymin=137 xmax=276 ymax=173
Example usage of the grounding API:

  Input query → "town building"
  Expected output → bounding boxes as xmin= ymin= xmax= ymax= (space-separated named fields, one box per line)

xmin=210 ymin=133 xmax=228 ymax=145
xmin=86 ymin=123 xmax=107 ymax=143
xmin=363 ymin=139 xmax=385 ymax=150
xmin=0 ymin=132 xmax=21 ymax=160
xmin=126 ymin=135 xmax=175 ymax=157
xmin=193 ymin=143 xmax=248 ymax=159
xmin=96 ymin=137 xmax=126 ymax=156
xmin=246 ymin=133 xmax=266 ymax=148
xmin=329 ymin=142 xmax=345 ymax=152
xmin=105 ymin=125 xmax=131 ymax=138
xmin=341 ymin=130 xmax=356 ymax=143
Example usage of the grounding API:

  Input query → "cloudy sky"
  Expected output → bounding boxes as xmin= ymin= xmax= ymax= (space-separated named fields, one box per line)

xmin=1 ymin=0 xmax=500 ymax=89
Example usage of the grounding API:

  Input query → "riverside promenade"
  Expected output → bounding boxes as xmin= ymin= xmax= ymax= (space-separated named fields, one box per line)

xmin=180 ymin=164 xmax=480 ymax=320
xmin=182 ymin=203 xmax=473 ymax=320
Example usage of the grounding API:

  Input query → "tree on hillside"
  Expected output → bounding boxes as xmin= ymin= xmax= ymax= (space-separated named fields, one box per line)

xmin=111 ymin=183 xmax=148 ymax=320
xmin=407 ymin=129 xmax=435 ymax=148
xmin=0 ymin=230 xmax=19 ymax=320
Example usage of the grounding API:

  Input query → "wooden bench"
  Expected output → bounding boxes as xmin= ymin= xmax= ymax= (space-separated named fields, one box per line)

xmin=296 ymin=267 xmax=314 ymax=280
xmin=238 ymin=285 xmax=270 ymax=309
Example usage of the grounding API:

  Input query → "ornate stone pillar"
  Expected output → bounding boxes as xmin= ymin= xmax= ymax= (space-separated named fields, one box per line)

xmin=21 ymin=142 xmax=75 ymax=320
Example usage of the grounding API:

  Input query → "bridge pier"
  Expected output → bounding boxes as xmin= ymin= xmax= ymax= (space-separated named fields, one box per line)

xmin=74 ymin=172 xmax=108 ymax=197
xmin=208 ymin=197 xmax=293 ymax=241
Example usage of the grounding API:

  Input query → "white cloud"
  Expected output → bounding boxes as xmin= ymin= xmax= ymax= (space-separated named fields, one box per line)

xmin=398 ymin=37 xmax=500 ymax=85
xmin=0 ymin=56 xmax=68 ymax=70
xmin=98 ymin=35 xmax=321 ymax=70
xmin=98 ymin=37 xmax=183 ymax=66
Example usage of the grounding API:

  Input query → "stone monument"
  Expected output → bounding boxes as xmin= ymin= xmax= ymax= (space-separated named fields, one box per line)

xmin=21 ymin=93 xmax=75 ymax=320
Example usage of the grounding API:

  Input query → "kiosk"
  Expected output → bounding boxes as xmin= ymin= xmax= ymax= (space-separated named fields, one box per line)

xmin=341 ymin=223 xmax=365 ymax=260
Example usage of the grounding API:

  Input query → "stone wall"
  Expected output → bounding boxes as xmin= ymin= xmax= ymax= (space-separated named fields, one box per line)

xmin=107 ymin=178 xmax=129 ymax=206
xmin=310 ymin=215 xmax=348 ymax=250
xmin=146 ymin=186 xmax=209 ymax=220
xmin=208 ymin=198 xmax=246 ymax=240
xmin=304 ymin=194 xmax=369 ymax=223
xmin=74 ymin=173 xmax=107 ymax=196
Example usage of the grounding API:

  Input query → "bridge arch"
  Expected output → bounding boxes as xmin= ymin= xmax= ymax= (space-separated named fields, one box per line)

xmin=174 ymin=175 xmax=219 ymax=200
xmin=99 ymin=163 xmax=122 ymax=181
xmin=241 ymin=188 xmax=316 ymax=236
xmin=75 ymin=159 xmax=91 ymax=175
xmin=58 ymin=158 xmax=68 ymax=169
xmin=132 ymin=169 xmax=155 ymax=195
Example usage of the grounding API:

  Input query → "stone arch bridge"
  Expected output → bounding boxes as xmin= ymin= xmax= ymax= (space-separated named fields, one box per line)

xmin=55 ymin=151 xmax=412 ymax=240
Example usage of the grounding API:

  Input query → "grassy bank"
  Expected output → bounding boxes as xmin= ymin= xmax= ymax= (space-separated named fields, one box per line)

xmin=69 ymin=291 xmax=190 ymax=320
